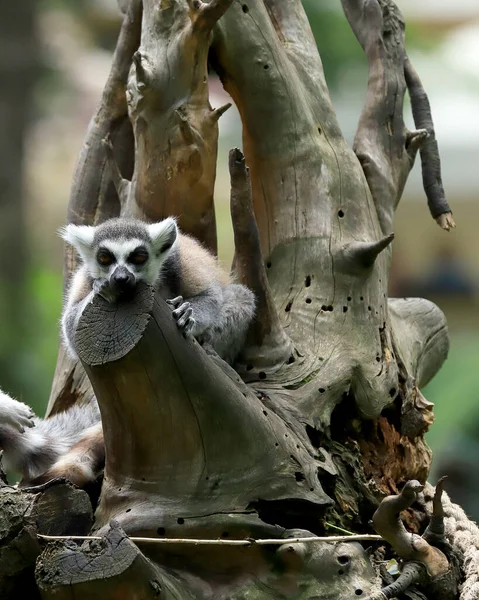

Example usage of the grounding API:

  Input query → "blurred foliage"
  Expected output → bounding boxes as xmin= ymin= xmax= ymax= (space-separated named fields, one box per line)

xmin=426 ymin=333 xmax=479 ymax=453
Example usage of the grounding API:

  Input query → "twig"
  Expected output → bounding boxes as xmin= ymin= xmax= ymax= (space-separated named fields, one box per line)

xmin=404 ymin=56 xmax=455 ymax=230
xmin=38 ymin=533 xmax=382 ymax=546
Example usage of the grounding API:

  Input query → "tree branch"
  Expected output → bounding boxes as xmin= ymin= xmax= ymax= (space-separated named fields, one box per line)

xmin=404 ymin=56 xmax=456 ymax=230
xmin=187 ymin=0 xmax=233 ymax=30
xmin=48 ymin=0 xmax=142 ymax=416
xmin=123 ymin=0 xmax=233 ymax=252
xmin=341 ymin=0 xmax=412 ymax=234
xmin=229 ymin=148 xmax=293 ymax=372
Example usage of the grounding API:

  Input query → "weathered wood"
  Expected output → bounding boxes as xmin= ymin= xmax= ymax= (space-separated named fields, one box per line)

xmin=74 ymin=284 xmax=330 ymax=535
xmin=229 ymin=148 xmax=293 ymax=373
xmin=36 ymin=0 xmax=461 ymax=597
xmin=0 ymin=480 xmax=92 ymax=599
xmin=36 ymin=520 xmax=188 ymax=600
xmin=121 ymin=0 xmax=234 ymax=252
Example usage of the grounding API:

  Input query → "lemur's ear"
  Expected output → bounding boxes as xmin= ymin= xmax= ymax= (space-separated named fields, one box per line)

xmin=58 ymin=224 xmax=96 ymax=261
xmin=147 ymin=217 xmax=178 ymax=255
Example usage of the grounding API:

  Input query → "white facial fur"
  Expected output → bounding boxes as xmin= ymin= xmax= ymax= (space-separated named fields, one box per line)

xmin=60 ymin=218 xmax=178 ymax=285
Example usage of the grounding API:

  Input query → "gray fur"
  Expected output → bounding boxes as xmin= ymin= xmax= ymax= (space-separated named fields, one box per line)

xmin=0 ymin=393 xmax=100 ymax=481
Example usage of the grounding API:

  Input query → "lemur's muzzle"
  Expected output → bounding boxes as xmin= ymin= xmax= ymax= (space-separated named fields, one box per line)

xmin=110 ymin=266 xmax=136 ymax=296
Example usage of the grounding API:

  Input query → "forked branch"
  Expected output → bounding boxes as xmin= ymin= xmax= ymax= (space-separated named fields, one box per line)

xmin=341 ymin=0 xmax=452 ymax=234
xmin=187 ymin=0 xmax=234 ymax=30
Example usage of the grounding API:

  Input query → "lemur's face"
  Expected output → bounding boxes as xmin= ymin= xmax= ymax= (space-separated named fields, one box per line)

xmin=60 ymin=217 xmax=178 ymax=295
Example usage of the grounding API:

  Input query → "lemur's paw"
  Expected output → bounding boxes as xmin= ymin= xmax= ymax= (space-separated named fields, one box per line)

xmin=93 ymin=279 xmax=117 ymax=303
xmin=0 ymin=391 xmax=35 ymax=433
xmin=166 ymin=296 xmax=184 ymax=309
xmin=167 ymin=297 xmax=196 ymax=337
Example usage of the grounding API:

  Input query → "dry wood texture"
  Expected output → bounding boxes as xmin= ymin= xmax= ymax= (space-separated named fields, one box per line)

xmin=8 ymin=0 xmax=459 ymax=597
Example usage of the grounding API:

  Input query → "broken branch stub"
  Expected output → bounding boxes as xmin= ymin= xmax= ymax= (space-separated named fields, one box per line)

xmin=229 ymin=148 xmax=293 ymax=372
xmin=75 ymin=286 xmax=331 ymax=534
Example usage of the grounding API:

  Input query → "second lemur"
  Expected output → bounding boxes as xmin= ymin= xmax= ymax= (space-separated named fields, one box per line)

xmin=0 ymin=217 xmax=255 ymax=487
xmin=61 ymin=216 xmax=255 ymax=364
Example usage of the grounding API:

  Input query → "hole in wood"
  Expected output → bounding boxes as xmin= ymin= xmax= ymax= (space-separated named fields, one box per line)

xmin=327 ymin=305 xmax=333 ymax=311
xmin=318 ymin=126 xmax=322 ymax=134
xmin=263 ymin=410 xmax=268 ymax=416
xmin=338 ymin=569 xmax=345 ymax=575
xmin=389 ymin=388 xmax=397 ymax=397
xmin=355 ymin=590 xmax=363 ymax=596
xmin=246 ymin=364 xmax=253 ymax=371
xmin=305 ymin=275 xmax=311 ymax=287
xmin=338 ymin=209 xmax=344 ymax=218
xmin=126 ymin=508 xmax=131 ymax=513
xmin=287 ymin=354 xmax=295 ymax=364
xmin=221 ymin=531 xmax=229 ymax=538
xmin=285 ymin=301 xmax=293 ymax=312
xmin=376 ymin=356 xmax=381 ymax=362
xmin=157 ymin=527 xmax=166 ymax=536
xmin=259 ymin=371 xmax=266 ymax=380
xmin=264 ymin=64 xmax=270 ymax=70
xmin=343 ymin=306 xmax=348 ymax=313
xmin=337 ymin=554 xmax=350 ymax=565
xmin=347 ymin=296 xmax=352 ymax=301
xmin=242 ymin=3 xmax=249 ymax=12
xmin=275 ymin=442 xmax=279 ymax=447
xmin=305 ymin=297 xmax=312 ymax=304
xmin=295 ymin=471 xmax=306 ymax=482
xmin=318 ymin=388 xmax=325 ymax=393
xmin=368 ymin=306 xmax=372 ymax=311
xmin=266 ymin=261 xmax=272 ymax=268
xmin=177 ymin=518 xmax=185 ymax=525
xmin=360 ymin=296 xmax=364 ymax=301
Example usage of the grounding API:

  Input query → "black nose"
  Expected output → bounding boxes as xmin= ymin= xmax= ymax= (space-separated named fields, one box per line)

xmin=114 ymin=272 xmax=130 ymax=284
xmin=111 ymin=268 xmax=135 ymax=293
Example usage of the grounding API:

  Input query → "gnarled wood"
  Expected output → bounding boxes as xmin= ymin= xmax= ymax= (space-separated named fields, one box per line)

xmin=35 ymin=0 xmax=461 ymax=597
xmin=0 ymin=479 xmax=92 ymax=599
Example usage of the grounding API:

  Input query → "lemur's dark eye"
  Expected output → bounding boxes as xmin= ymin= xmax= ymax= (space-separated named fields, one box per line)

xmin=128 ymin=249 xmax=149 ymax=265
xmin=97 ymin=249 xmax=115 ymax=266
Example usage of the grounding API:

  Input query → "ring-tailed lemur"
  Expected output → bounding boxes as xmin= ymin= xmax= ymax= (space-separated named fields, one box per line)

xmin=0 ymin=217 xmax=255 ymax=487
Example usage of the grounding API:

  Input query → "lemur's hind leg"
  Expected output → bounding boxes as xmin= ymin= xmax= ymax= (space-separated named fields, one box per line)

xmin=204 ymin=284 xmax=256 ymax=364
xmin=21 ymin=422 xmax=105 ymax=489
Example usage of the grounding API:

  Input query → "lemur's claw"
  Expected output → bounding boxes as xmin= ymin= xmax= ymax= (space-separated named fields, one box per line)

xmin=166 ymin=296 xmax=184 ymax=309
xmin=182 ymin=317 xmax=195 ymax=337
xmin=170 ymin=300 xmax=195 ymax=336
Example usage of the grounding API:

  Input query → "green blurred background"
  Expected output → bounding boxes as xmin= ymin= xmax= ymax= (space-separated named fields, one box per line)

xmin=0 ymin=0 xmax=477 ymax=514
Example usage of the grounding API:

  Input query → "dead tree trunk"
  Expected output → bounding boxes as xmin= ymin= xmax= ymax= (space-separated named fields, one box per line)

xmin=1 ymin=0 xmax=473 ymax=598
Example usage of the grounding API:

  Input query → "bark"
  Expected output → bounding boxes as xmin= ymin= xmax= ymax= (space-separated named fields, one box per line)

xmin=13 ymin=0 xmax=463 ymax=597
xmin=0 ymin=477 xmax=92 ymax=600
